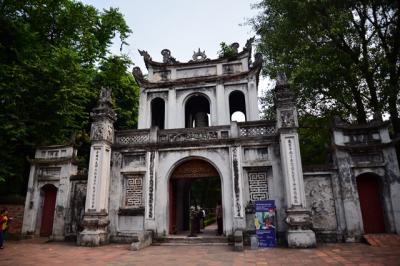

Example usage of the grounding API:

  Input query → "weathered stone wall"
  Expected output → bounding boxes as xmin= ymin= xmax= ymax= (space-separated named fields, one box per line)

xmin=64 ymin=177 xmax=87 ymax=240
xmin=303 ymin=171 xmax=338 ymax=242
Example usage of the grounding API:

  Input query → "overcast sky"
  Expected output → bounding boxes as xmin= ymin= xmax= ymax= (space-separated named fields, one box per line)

xmin=80 ymin=0 xmax=270 ymax=94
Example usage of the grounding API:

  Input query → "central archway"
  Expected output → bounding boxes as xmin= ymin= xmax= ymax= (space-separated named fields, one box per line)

xmin=168 ymin=158 xmax=222 ymax=235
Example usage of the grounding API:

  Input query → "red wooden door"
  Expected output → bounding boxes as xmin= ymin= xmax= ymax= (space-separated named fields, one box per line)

xmin=40 ymin=185 xmax=57 ymax=236
xmin=357 ymin=175 xmax=385 ymax=234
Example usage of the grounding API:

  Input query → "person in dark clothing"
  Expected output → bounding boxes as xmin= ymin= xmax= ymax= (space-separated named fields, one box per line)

xmin=0 ymin=209 xmax=7 ymax=249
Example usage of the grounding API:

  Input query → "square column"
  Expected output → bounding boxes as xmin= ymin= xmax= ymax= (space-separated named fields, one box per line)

xmin=275 ymin=74 xmax=316 ymax=248
xmin=78 ymin=88 xmax=116 ymax=246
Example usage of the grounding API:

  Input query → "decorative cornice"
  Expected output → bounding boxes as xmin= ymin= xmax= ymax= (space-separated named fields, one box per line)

xmin=137 ymin=67 xmax=262 ymax=89
xmin=139 ymin=49 xmax=250 ymax=69
xmin=27 ymin=156 xmax=78 ymax=165
xmin=333 ymin=121 xmax=390 ymax=131
xmin=332 ymin=140 xmax=398 ymax=151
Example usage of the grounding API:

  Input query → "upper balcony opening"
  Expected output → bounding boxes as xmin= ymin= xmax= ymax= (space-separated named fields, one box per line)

xmin=151 ymin=97 xmax=165 ymax=129
xmin=185 ymin=95 xmax=210 ymax=128
xmin=229 ymin=90 xmax=246 ymax=122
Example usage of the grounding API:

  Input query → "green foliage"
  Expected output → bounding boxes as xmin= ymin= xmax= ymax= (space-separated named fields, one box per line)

xmin=251 ymin=1 xmax=400 ymax=132
xmin=190 ymin=177 xmax=221 ymax=210
xmin=259 ymin=88 xmax=275 ymax=121
xmin=93 ymin=56 xmax=139 ymax=130
xmin=218 ymin=42 xmax=237 ymax=59
xmin=298 ymin=115 xmax=332 ymax=165
xmin=0 ymin=0 xmax=135 ymax=195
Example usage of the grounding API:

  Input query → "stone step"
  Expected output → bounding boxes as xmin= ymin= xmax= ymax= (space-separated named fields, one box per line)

xmin=153 ymin=235 xmax=229 ymax=246
xmin=363 ymin=234 xmax=400 ymax=247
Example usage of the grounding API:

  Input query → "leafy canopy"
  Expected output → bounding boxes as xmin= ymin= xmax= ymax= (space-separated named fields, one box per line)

xmin=0 ymin=0 xmax=137 ymax=194
xmin=251 ymin=0 xmax=400 ymax=164
xmin=251 ymin=0 xmax=400 ymax=131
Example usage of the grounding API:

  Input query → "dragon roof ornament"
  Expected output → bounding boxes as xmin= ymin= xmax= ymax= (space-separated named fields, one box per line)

xmin=138 ymin=49 xmax=152 ymax=61
xmin=161 ymin=49 xmax=179 ymax=64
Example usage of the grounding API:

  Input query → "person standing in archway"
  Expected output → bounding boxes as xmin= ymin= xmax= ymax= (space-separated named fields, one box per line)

xmin=216 ymin=200 xmax=223 ymax=235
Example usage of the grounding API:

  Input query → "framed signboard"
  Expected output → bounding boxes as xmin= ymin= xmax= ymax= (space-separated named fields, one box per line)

xmin=255 ymin=200 xmax=276 ymax=247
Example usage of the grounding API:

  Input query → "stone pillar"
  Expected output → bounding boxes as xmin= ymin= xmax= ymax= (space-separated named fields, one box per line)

xmin=275 ymin=74 xmax=316 ymax=248
xmin=247 ymin=75 xmax=259 ymax=121
xmin=167 ymin=89 xmax=176 ymax=129
xmin=216 ymin=83 xmax=229 ymax=125
xmin=137 ymin=87 xmax=147 ymax=129
xmin=78 ymin=88 xmax=116 ymax=246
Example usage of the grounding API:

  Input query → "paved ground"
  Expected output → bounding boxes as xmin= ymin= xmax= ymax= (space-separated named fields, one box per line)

xmin=1 ymin=238 xmax=400 ymax=265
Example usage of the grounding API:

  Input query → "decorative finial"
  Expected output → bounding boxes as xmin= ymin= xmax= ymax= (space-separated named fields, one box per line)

xmin=276 ymin=73 xmax=288 ymax=86
xmin=191 ymin=48 xmax=208 ymax=62
xmin=161 ymin=49 xmax=178 ymax=64
xmin=132 ymin=67 xmax=143 ymax=79
xmin=244 ymin=37 xmax=255 ymax=51
xmin=251 ymin=53 xmax=263 ymax=69
xmin=230 ymin=42 xmax=239 ymax=53
xmin=99 ymin=87 xmax=112 ymax=104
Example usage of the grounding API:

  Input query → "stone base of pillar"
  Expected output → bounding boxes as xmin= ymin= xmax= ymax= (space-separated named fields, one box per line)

xmin=77 ymin=212 xmax=109 ymax=247
xmin=77 ymin=230 xmax=108 ymax=246
xmin=287 ymin=229 xmax=316 ymax=248
xmin=285 ymin=207 xmax=316 ymax=248
xmin=50 ymin=235 xmax=65 ymax=241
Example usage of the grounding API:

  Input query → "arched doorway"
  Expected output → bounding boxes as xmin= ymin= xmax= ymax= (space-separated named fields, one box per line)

xmin=356 ymin=173 xmax=385 ymax=234
xmin=169 ymin=159 xmax=222 ymax=235
xmin=40 ymin=184 xmax=57 ymax=236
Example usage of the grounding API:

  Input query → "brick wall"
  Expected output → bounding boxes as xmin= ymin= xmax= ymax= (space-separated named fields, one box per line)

xmin=0 ymin=203 xmax=25 ymax=238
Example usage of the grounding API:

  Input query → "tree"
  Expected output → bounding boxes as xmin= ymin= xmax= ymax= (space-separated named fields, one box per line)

xmin=251 ymin=1 xmax=400 ymax=132
xmin=93 ymin=55 xmax=140 ymax=130
xmin=0 ymin=0 xmax=133 ymax=195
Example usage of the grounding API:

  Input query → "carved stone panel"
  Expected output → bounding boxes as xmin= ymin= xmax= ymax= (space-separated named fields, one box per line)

xmin=304 ymin=175 xmax=337 ymax=231
xmin=158 ymin=130 xmax=218 ymax=143
xmin=90 ymin=148 xmax=100 ymax=210
xmin=279 ymin=109 xmax=295 ymax=128
xmin=351 ymin=152 xmax=383 ymax=164
xmin=123 ymin=153 xmax=146 ymax=168
xmin=37 ymin=167 xmax=61 ymax=180
xmin=243 ymin=147 xmax=268 ymax=162
xmin=147 ymin=151 xmax=155 ymax=219
xmin=283 ymin=136 xmax=301 ymax=206
xmin=116 ymin=134 xmax=149 ymax=145
xmin=222 ymin=63 xmax=242 ymax=74
xmin=231 ymin=146 xmax=243 ymax=217
xmin=239 ymin=125 xmax=276 ymax=137
xmin=248 ymin=172 xmax=269 ymax=201
xmin=124 ymin=175 xmax=144 ymax=208
xmin=91 ymin=122 xmax=114 ymax=142
xmin=171 ymin=159 xmax=218 ymax=179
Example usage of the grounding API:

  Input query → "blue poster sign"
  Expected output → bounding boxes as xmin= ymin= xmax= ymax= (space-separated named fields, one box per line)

xmin=255 ymin=200 xmax=276 ymax=247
